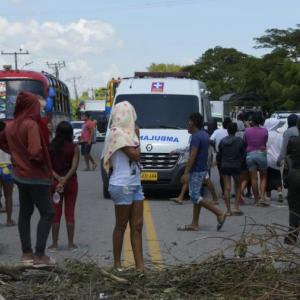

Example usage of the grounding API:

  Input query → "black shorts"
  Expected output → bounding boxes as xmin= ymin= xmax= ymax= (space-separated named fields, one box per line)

xmin=81 ymin=143 xmax=92 ymax=156
xmin=221 ymin=167 xmax=241 ymax=177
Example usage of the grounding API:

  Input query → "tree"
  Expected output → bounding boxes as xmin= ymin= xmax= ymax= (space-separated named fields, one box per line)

xmin=186 ymin=46 xmax=255 ymax=99
xmin=147 ymin=63 xmax=183 ymax=72
xmin=254 ymin=25 xmax=300 ymax=62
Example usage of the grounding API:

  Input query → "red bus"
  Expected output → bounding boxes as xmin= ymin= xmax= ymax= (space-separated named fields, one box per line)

xmin=0 ymin=67 xmax=71 ymax=126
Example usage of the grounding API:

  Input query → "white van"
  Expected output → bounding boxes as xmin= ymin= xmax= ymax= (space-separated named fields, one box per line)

xmin=81 ymin=100 xmax=106 ymax=141
xmin=101 ymin=73 xmax=212 ymax=197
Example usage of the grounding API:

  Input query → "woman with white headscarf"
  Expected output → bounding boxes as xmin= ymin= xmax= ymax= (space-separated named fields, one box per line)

xmin=264 ymin=118 xmax=284 ymax=202
xmin=103 ymin=101 xmax=144 ymax=272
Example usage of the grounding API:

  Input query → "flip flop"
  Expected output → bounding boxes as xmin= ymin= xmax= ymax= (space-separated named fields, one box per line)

xmin=6 ymin=220 xmax=16 ymax=227
xmin=258 ymin=201 xmax=270 ymax=207
xmin=177 ymin=225 xmax=200 ymax=231
xmin=217 ymin=214 xmax=226 ymax=231
xmin=232 ymin=210 xmax=244 ymax=216
xmin=171 ymin=198 xmax=184 ymax=205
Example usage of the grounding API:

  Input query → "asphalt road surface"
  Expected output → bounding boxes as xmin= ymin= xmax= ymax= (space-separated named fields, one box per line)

xmin=0 ymin=143 xmax=289 ymax=268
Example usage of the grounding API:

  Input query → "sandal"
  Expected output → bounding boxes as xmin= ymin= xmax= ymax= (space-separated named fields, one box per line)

xmin=232 ymin=210 xmax=244 ymax=216
xmin=217 ymin=214 xmax=226 ymax=231
xmin=258 ymin=201 xmax=269 ymax=207
xmin=6 ymin=220 xmax=16 ymax=227
xmin=177 ymin=225 xmax=200 ymax=231
xmin=171 ymin=198 xmax=184 ymax=205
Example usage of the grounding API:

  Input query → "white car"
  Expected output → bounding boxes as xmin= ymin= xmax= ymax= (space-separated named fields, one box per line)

xmin=71 ymin=121 xmax=84 ymax=143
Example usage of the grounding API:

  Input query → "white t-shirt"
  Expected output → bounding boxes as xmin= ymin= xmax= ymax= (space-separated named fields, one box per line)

xmin=0 ymin=150 xmax=11 ymax=164
xmin=210 ymin=128 xmax=228 ymax=152
xmin=109 ymin=150 xmax=141 ymax=186
xmin=267 ymin=130 xmax=282 ymax=170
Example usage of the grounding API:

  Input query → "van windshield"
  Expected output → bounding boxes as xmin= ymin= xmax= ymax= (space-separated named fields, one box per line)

xmin=115 ymin=94 xmax=199 ymax=129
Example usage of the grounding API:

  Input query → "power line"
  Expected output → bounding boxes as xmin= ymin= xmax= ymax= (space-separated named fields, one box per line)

xmin=46 ymin=61 xmax=66 ymax=79
xmin=1 ymin=49 xmax=30 ymax=70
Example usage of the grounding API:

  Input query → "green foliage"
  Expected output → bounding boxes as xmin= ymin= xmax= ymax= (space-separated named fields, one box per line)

xmin=254 ymin=24 xmax=300 ymax=62
xmin=147 ymin=63 xmax=183 ymax=72
xmin=180 ymin=24 xmax=300 ymax=112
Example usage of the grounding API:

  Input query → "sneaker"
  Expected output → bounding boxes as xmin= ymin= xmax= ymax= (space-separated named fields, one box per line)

xmin=33 ymin=255 xmax=56 ymax=268
xmin=21 ymin=252 xmax=34 ymax=266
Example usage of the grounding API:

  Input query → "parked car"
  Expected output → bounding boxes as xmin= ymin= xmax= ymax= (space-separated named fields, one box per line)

xmin=71 ymin=121 xmax=84 ymax=143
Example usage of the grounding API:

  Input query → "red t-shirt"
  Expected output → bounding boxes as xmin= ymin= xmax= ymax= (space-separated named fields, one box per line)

xmin=81 ymin=120 xmax=94 ymax=143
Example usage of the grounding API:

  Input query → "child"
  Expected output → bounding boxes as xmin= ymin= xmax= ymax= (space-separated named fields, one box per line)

xmin=48 ymin=121 xmax=80 ymax=251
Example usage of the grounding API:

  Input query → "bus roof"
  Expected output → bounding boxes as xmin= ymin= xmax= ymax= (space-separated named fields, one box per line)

xmin=0 ymin=69 xmax=48 ymax=84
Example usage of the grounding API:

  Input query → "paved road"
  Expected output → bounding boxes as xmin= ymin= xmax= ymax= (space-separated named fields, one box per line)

xmin=0 ymin=142 xmax=289 ymax=267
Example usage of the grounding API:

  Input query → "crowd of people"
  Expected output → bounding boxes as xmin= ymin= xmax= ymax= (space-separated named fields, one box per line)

xmin=0 ymin=90 xmax=299 ymax=271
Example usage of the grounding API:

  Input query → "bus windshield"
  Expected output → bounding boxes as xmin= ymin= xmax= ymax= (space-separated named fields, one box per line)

xmin=0 ymin=80 xmax=44 ymax=119
xmin=115 ymin=94 xmax=199 ymax=129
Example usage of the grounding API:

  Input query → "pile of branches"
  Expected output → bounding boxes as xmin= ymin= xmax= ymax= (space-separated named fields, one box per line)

xmin=1 ymin=221 xmax=300 ymax=299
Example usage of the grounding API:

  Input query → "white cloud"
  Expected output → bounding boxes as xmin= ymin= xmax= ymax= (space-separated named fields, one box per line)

xmin=0 ymin=17 xmax=123 ymax=95
xmin=0 ymin=17 xmax=120 ymax=57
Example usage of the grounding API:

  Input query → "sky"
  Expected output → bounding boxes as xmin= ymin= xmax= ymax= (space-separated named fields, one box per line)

xmin=0 ymin=0 xmax=299 ymax=97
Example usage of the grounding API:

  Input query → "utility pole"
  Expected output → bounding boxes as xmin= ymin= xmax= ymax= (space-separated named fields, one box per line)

xmin=1 ymin=49 xmax=29 ymax=70
xmin=66 ymin=76 xmax=81 ymax=105
xmin=46 ymin=61 xmax=66 ymax=79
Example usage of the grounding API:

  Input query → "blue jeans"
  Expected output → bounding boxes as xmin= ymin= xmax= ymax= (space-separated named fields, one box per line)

xmin=189 ymin=171 xmax=207 ymax=204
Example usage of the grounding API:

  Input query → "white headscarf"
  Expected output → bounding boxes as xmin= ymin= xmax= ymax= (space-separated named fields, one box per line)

xmin=264 ymin=118 xmax=283 ymax=131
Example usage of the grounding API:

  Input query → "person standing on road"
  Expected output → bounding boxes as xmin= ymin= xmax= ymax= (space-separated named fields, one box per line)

xmin=0 ymin=149 xmax=15 ymax=226
xmin=80 ymin=112 xmax=97 ymax=171
xmin=103 ymin=101 xmax=144 ymax=271
xmin=284 ymin=119 xmax=300 ymax=245
xmin=178 ymin=113 xmax=226 ymax=231
xmin=48 ymin=121 xmax=80 ymax=252
xmin=264 ymin=118 xmax=284 ymax=202
xmin=210 ymin=117 xmax=232 ymax=197
xmin=0 ymin=91 xmax=55 ymax=267
xmin=219 ymin=122 xmax=246 ymax=216
xmin=244 ymin=114 xmax=268 ymax=206
xmin=277 ymin=113 xmax=299 ymax=167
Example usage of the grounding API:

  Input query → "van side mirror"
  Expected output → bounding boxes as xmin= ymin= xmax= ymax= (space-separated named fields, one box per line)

xmin=97 ymin=116 xmax=107 ymax=133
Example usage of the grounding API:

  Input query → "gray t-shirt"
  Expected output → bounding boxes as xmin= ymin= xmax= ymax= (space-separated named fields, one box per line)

xmin=277 ymin=126 xmax=299 ymax=165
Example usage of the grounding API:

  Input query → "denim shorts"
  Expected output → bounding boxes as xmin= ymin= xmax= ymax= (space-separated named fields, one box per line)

xmin=189 ymin=171 xmax=207 ymax=204
xmin=246 ymin=151 xmax=268 ymax=171
xmin=108 ymin=185 xmax=144 ymax=205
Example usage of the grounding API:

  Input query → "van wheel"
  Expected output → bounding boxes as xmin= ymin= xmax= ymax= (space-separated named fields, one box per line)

xmin=103 ymin=185 xmax=110 ymax=199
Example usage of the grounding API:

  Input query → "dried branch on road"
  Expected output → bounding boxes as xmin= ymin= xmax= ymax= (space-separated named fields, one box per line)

xmin=0 ymin=222 xmax=300 ymax=299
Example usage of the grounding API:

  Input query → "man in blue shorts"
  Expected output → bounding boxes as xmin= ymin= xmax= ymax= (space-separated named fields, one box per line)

xmin=178 ymin=113 xmax=226 ymax=231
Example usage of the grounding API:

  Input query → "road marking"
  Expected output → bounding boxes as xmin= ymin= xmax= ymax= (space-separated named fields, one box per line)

xmin=144 ymin=200 xmax=163 ymax=267
xmin=123 ymin=225 xmax=134 ymax=267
